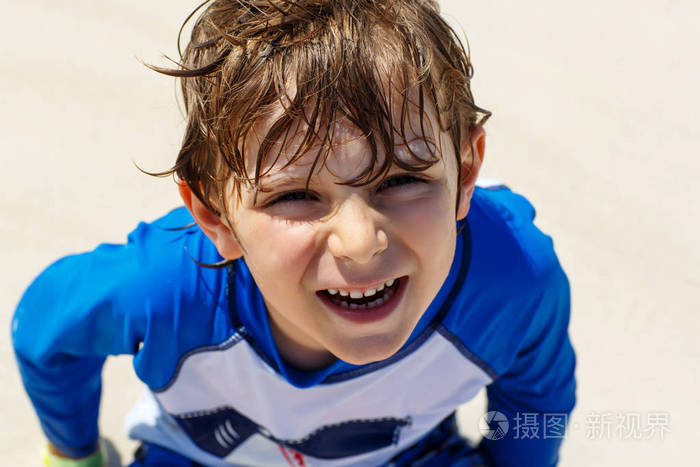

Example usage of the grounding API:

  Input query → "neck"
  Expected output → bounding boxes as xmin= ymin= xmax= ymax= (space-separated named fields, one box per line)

xmin=266 ymin=309 xmax=337 ymax=371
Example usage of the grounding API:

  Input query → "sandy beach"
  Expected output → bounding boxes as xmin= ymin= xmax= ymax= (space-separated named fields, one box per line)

xmin=2 ymin=1 xmax=698 ymax=465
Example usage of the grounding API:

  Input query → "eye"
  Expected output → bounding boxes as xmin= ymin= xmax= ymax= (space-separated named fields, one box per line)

xmin=378 ymin=174 xmax=426 ymax=191
xmin=267 ymin=190 xmax=317 ymax=205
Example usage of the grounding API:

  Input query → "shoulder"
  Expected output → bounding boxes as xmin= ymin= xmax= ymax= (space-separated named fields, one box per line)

xmin=14 ymin=207 xmax=211 ymax=326
xmin=440 ymin=184 xmax=570 ymax=375
xmin=126 ymin=206 xmax=205 ymax=259
xmin=100 ymin=206 xmax=224 ymax=310
xmin=123 ymin=208 xmax=235 ymax=386
xmin=467 ymin=182 xmax=560 ymax=282
xmin=12 ymin=207 xmax=232 ymax=387
xmin=126 ymin=206 xmax=224 ymax=288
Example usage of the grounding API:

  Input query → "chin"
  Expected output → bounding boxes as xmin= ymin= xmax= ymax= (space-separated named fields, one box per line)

xmin=333 ymin=334 xmax=407 ymax=366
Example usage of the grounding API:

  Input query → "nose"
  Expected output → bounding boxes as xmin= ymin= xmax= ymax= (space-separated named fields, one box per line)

xmin=327 ymin=196 xmax=388 ymax=264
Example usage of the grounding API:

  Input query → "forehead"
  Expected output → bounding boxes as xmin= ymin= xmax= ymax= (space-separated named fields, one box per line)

xmin=243 ymin=98 xmax=451 ymax=187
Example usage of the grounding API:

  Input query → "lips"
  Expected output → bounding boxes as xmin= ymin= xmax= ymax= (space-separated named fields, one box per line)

xmin=316 ymin=277 xmax=407 ymax=324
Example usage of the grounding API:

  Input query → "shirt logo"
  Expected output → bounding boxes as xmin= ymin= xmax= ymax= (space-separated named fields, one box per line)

xmin=174 ymin=405 xmax=410 ymax=459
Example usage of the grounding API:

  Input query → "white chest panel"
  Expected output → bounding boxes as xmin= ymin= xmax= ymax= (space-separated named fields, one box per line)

xmin=126 ymin=331 xmax=492 ymax=466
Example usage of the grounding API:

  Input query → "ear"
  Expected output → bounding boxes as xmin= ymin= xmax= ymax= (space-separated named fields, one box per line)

xmin=456 ymin=125 xmax=486 ymax=221
xmin=179 ymin=182 xmax=243 ymax=260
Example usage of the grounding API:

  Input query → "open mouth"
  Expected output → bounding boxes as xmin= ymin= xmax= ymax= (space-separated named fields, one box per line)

xmin=317 ymin=277 xmax=404 ymax=311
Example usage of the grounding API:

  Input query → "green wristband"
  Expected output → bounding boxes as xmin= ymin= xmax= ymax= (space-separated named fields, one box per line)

xmin=42 ymin=444 xmax=104 ymax=467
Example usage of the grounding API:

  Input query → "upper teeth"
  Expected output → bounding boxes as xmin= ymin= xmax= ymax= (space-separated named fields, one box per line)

xmin=327 ymin=279 xmax=397 ymax=297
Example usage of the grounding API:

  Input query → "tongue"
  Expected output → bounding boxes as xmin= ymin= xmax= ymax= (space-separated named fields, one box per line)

xmin=341 ymin=293 xmax=378 ymax=306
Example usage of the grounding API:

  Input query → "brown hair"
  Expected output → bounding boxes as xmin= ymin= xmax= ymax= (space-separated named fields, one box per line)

xmin=151 ymin=0 xmax=490 ymax=216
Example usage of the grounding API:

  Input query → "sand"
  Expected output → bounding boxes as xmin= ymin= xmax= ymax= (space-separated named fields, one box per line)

xmin=1 ymin=1 xmax=698 ymax=465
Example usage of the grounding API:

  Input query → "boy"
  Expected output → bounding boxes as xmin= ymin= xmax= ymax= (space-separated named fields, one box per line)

xmin=12 ymin=0 xmax=576 ymax=466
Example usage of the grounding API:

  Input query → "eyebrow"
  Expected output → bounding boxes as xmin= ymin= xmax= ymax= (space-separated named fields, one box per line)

xmin=256 ymin=174 xmax=318 ymax=192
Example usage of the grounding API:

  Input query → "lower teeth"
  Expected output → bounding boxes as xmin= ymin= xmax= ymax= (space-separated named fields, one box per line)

xmin=332 ymin=283 xmax=395 ymax=309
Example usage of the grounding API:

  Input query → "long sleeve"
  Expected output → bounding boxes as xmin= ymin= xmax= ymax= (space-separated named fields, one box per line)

xmin=10 ymin=207 xmax=222 ymax=457
xmin=12 ymin=241 xmax=148 ymax=456
xmin=478 ymin=264 xmax=576 ymax=467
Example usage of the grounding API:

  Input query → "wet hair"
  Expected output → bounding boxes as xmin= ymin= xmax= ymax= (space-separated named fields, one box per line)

xmin=150 ymin=0 xmax=490 ymax=216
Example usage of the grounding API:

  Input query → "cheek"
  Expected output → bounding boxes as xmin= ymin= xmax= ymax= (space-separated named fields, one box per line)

xmin=243 ymin=217 xmax=318 ymax=283
xmin=389 ymin=189 xmax=455 ymax=238
xmin=388 ymin=190 xmax=457 ymax=271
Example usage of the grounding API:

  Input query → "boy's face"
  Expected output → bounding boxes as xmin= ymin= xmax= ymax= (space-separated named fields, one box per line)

xmin=190 ymin=112 xmax=483 ymax=370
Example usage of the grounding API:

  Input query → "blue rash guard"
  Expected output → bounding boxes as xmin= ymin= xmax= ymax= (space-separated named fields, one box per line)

xmin=12 ymin=185 xmax=576 ymax=467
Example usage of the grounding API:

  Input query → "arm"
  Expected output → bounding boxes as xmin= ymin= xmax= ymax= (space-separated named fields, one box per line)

xmin=12 ymin=207 xmax=223 ymax=459
xmin=12 ymin=242 xmax=146 ymax=457
xmin=478 ymin=264 xmax=576 ymax=467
